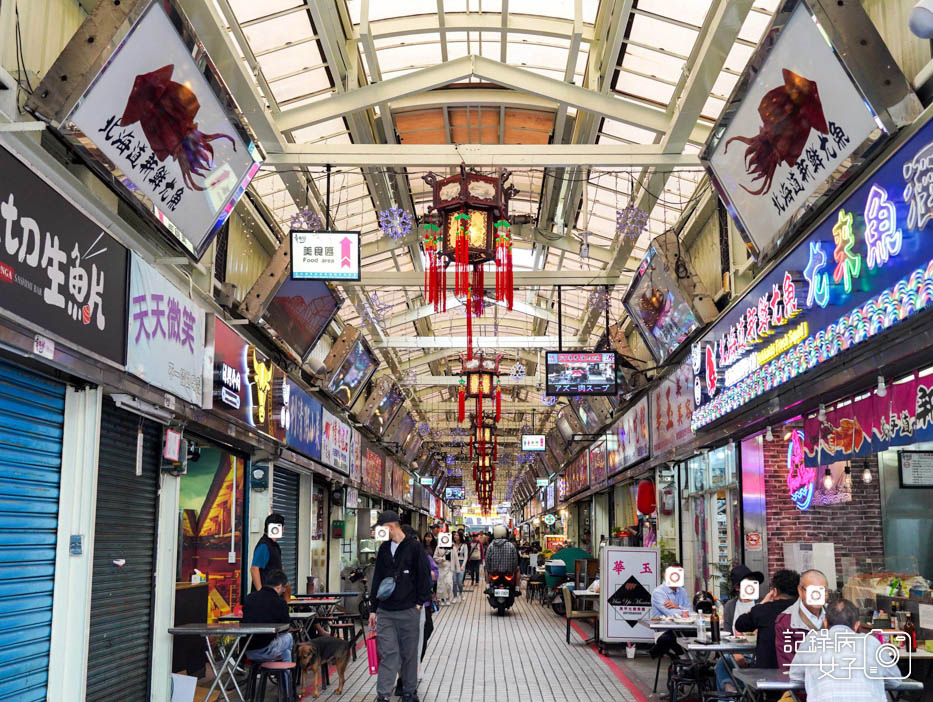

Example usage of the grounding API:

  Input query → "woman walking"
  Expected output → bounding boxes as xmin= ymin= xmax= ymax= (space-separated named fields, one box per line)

xmin=450 ymin=531 xmax=468 ymax=603
xmin=466 ymin=533 xmax=483 ymax=585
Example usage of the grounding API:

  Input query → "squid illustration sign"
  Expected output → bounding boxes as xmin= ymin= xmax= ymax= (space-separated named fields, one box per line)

xmin=30 ymin=1 xmax=261 ymax=259
xmin=702 ymin=0 xmax=919 ymax=260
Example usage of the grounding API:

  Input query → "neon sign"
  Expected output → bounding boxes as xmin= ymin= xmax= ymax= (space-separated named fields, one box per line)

xmin=786 ymin=429 xmax=815 ymax=510
xmin=692 ymin=115 xmax=933 ymax=430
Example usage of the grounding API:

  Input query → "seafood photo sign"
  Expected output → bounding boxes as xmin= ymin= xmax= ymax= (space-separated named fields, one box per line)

xmin=29 ymin=1 xmax=262 ymax=260
xmin=703 ymin=0 xmax=920 ymax=260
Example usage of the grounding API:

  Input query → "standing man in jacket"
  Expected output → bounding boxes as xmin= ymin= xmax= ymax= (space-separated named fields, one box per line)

xmin=250 ymin=513 xmax=285 ymax=592
xmin=369 ymin=511 xmax=432 ymax=702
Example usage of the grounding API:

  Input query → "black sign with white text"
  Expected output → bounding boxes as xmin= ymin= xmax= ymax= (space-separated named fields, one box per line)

xmin=0 ymin=145 xmax=129 ymax=364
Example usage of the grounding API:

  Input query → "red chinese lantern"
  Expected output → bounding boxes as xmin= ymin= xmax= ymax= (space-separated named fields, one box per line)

xmin=636 ymin=479 xmax=657 ymax=515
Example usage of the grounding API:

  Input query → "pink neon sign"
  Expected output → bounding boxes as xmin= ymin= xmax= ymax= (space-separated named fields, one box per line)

xmin=786 ymin=429 xmax=815 ymax=510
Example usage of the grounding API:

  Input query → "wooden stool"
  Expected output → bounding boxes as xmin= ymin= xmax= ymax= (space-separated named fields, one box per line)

xmin=255 ymin=661 xmax=296 ymax=702
xmin=328 ymin=622 xmax=358 ymax=660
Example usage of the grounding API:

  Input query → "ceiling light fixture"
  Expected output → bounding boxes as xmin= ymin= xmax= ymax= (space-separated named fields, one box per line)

xmin=876 ymin=376 xmax=887 ymax=397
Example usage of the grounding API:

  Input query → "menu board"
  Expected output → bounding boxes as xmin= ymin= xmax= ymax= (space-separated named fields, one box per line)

xmin=899 ymin=451 xmax=933 ymax=488
xmin=565 ymin=452 xmax=589 ymax=496
xmin=349 ymin=428 xmax=362 ymax=483
xmin=608 ymin=395 xmax=650 ymax=474
xmin=322 ymin=408 xmax=351 ymax=474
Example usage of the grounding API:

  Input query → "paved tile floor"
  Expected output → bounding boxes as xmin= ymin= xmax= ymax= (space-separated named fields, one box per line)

xmin=305 ymin=583 xmax=663 ymax=702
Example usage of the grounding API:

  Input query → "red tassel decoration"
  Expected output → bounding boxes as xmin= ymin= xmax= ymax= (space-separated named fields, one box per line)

xmin=506 ymin=238 xmax=513 ymax=310
xmin=457 ymin=379 xmax=465 ymax=423
xmin=495 ymin=381 xmax=501 ymax=422
xmin=493 ymin=434 xmax=498 ymax=461
xmin=441 ymin=262 xmax=447 ymax=312
xmin=469 ymin=436 xmax=473 ymax=460
xmin=472 ymin=265 xmax=484 ymax=317
xmin=466 ymin=285 xmax=473 ymax=360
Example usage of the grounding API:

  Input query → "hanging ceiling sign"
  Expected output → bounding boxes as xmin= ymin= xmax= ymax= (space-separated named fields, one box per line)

xmin=127 ymin=253 xmax=209 ymax=406
xmin=701 ymin=0 xmax=919 ymax=260
xmin=693 ymin=113 xmax=933 ymax=430
xmin=650 ymin=361 xmax=694 ymax=457
xmin=291 ymin=231 xmax=361 ymax=281
xmin=0 ymin=145 xmax=129 ymax=365
xmin=35 ymin=1 xmax=261 ymax=260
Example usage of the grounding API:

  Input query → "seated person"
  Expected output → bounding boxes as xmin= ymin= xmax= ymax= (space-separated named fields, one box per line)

xmin=775 ymin=569 xmax=828 ymax=670
xmin=649 ymin=564 xmax=692 ymax=660
xmin=715 ymin=564 xmax=764 ymax=692
xmin=242 ymin=569 xmax=294 ymax=664
xmin=734 ymin=568 xmax=799 ymax=670
xmin=789 ymin=598 xmax=899 ymax=701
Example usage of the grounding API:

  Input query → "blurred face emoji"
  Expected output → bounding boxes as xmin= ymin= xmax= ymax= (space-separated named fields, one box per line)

xmin=805 ymin=584 xmax=826 ymax=606
xmin=268 ymin=522 xmax=284 ymax=539
xmin=664 ymin=566 xmax=684 ymax=589
xmin=740 ymin=579 xmax=759 ymax=602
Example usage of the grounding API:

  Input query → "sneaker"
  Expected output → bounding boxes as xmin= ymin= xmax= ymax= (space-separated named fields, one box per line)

xmin=401 ymin=694 xmax=420 ymax=702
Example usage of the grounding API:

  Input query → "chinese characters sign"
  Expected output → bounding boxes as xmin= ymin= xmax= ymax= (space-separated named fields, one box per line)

xmin=283 ymin=378 xmax=322 ymax=461
xmin=564 ymin=451 xmax=588 ymax=497
xmin=363 ymin=448 xmax=384 ymax=493
xmin=0 ymin=145 xmax=128 ymax=364
xmin=693 ymin=114 xmax=933 ymax=430
xmin=589 ymin=441 xmax=607 ymax=487
xmin=349 ymin=428 xmax=362 ymax=483
xmin=68 ymin=3 xmax=259 ymax=259
xmin=291 ymin=231 xmax=361 ymax=281
xmin=127 ymin=254 xmax=207 ymax=405
xmin=322 ymin=408 xmax=351 ymax=474
xmin=600 ymin=546 xmax=658 ymax=643
xmin=608 ymin=396 xmax=650 ymax=474
xmin=704 ymin=2 xmax=880 ymax=256
xmin=650 ymin=361 xmax=694 ymax=457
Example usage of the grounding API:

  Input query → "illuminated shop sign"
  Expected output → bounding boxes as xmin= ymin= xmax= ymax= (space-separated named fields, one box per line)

xmin=786 ymin=429 xmax=815 ymax=510
xmin=693 ymin=116 xmax=933 ymax=430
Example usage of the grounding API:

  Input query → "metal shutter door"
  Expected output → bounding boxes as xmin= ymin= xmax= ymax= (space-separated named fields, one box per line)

xmin=272 ymin=467 xmax=300 ymax=587
xmin=86 ymin=399 xmax=160 ymax=701
xmin=0 ymin=359 xmax=65 ymax=702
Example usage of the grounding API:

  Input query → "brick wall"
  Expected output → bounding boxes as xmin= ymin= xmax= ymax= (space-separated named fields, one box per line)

xmin=762 ymin=424 xmax=884 ymax=587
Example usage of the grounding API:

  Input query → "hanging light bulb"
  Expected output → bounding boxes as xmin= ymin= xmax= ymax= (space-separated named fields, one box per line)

xmin=862 ymin=465 xmax=873 ymax=484
xmin=843 ymin=463 xmax=852 ymax=490
xmin=765 ymin=426 xmax=773 ymax=441
xmin=818 ymin=404 xmax=827 ymax=422
xmin=876 ymin=376 xmax=887 ymax=398
xmin=823 ymin=466 xmax=833 ymax=490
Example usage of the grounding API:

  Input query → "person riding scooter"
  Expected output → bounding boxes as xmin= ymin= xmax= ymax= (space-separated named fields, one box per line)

xmin=484 ymin=525 xmax=521 ymax=614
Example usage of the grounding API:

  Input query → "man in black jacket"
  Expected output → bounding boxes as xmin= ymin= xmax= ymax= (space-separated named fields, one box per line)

xmin=368 ymin=511 xmax=431 ymax=702
xmin=242 ymin=569 xmax=293 ymax=662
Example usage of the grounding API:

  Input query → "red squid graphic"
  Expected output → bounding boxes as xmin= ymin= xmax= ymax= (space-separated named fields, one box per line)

xmin=119 ymin=64 xmax=235 ymax=191
xmin=725 ymin=69 xmax=828 ymax=196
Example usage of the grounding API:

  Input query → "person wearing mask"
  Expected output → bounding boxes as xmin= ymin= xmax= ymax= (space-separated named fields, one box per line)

xmin=466 ymin=534 xmax=483 ymax=585
xmin=775 ymin=569 xmax=829 ymax=670
xmin=242 ymin=569 xmax=295 ymax=696
xmin=250 ymin=513 xmax=285 ymax=592
xmin=649 ymin=564 xmax=692 ymax=660
xmin=449 ymin=531 xmax=468 ymax=603
xmin=369 ymin=511 xmax=432 ymax=702
xmin=789 ymin=598 xmax=898 ymax=701
xmin=734 ymin=569 xmax=800 ymax=669
xmin=484 ymin=525 xmax=520 ymax=584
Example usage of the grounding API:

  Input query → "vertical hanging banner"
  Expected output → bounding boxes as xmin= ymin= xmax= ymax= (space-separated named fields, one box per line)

xmin=600 ymin=546 xmax=659 ymax=643
xmin=609 ymin=396 xmax=650 ymax=474
xmin=33 ymin=1 xmax=262 ymax=259
xmin=349 ymin=428 xmax=363 ymax=483
xmin=650 ymin=362 xmax=694 ymax=457
xmin=322 ymin=408 xmax=351 ymax=474
xmin=127 ymin=253 xmax=208 ymax=406
xmin=363 ymin=448 xmax=384 ymax=493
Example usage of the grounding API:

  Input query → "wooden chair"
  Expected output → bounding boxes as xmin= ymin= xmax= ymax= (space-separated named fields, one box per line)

xmin=561 ymin=586 xmax=598 ymax=644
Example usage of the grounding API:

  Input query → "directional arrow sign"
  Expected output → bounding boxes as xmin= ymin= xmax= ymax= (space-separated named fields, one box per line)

xmin=290 ymin=230 xmax=360 ymax=280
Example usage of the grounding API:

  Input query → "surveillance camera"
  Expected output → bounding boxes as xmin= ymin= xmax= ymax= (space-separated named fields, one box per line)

xmin=307 ymin=356 xmax=326 ymax=377
xmin=910 ymin=1 xmax=933 ymax=38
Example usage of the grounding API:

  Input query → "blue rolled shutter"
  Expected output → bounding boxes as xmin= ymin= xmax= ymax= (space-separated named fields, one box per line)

xmin=0 ymin=358 xmax=66 ymax=702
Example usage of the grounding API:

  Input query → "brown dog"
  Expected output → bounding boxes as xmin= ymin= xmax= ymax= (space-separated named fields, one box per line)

xmin=295 ymin=636 xmax=353 ymax=698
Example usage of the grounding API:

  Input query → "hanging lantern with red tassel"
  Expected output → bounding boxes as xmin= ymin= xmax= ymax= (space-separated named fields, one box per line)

xmin=466 ymin=285 xmax=473 ymax=361
xmin=494 ymin=219 xmax=514 ymax=311
xmin=493 ymin=434 xmax=498 ymax=461
xmin=457 ymin=378 xmax=466 ymax=423
xmin=472 ymin=265 xmax=484 ymax=318
xmin=453 ymin=211 xmax=470 ymax=298
xmin=495 ymin=377 xmax=502 ymax=423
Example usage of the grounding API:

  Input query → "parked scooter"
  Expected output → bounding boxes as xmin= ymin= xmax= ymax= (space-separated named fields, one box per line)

xmin=486 ymin=571 xmax=518 ymax=615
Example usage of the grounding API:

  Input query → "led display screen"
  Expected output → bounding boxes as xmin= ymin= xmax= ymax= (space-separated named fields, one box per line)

xmin=521 ymin=434 xmax=546 ymax=451
xmin=545 ymin=352 xmax=616 ymax=396
xmin=327 ymin=339 xmax=377 ymax=408
xmin=445 ymin=486 xmax=465 ymax=501
xmin=364 ymin=385 xmax=405 ymax=437
xmin=263 ymin=279 xmax=341 ymax=360
xmin=623 ymin=246 xmax=700 ymax=363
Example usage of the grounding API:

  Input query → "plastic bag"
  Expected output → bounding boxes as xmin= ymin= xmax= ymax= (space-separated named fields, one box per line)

xmin=365 ymin=633 xmax=379 ymax=675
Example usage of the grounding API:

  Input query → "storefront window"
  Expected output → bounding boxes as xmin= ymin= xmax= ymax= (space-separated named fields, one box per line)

xmin=310 ymin=484 xmax=327 ymax=588
xmin=177 ymin=444 xmax=245 ymax=621
xmin=689 ymin=455 xmax=707 ymax=493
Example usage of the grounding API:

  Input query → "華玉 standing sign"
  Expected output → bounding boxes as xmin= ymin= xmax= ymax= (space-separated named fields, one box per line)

xmin=0 ymin=144 xmax=129 ymax=365
xmin=28 ymin=0 xmax=261 ymax=260
xmin=702 ymin=0 xmax=920 ymax=261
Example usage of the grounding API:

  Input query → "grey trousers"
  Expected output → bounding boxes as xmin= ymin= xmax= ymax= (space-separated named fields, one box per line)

xmin=376 ymin=606 xmax=421 ymax=697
